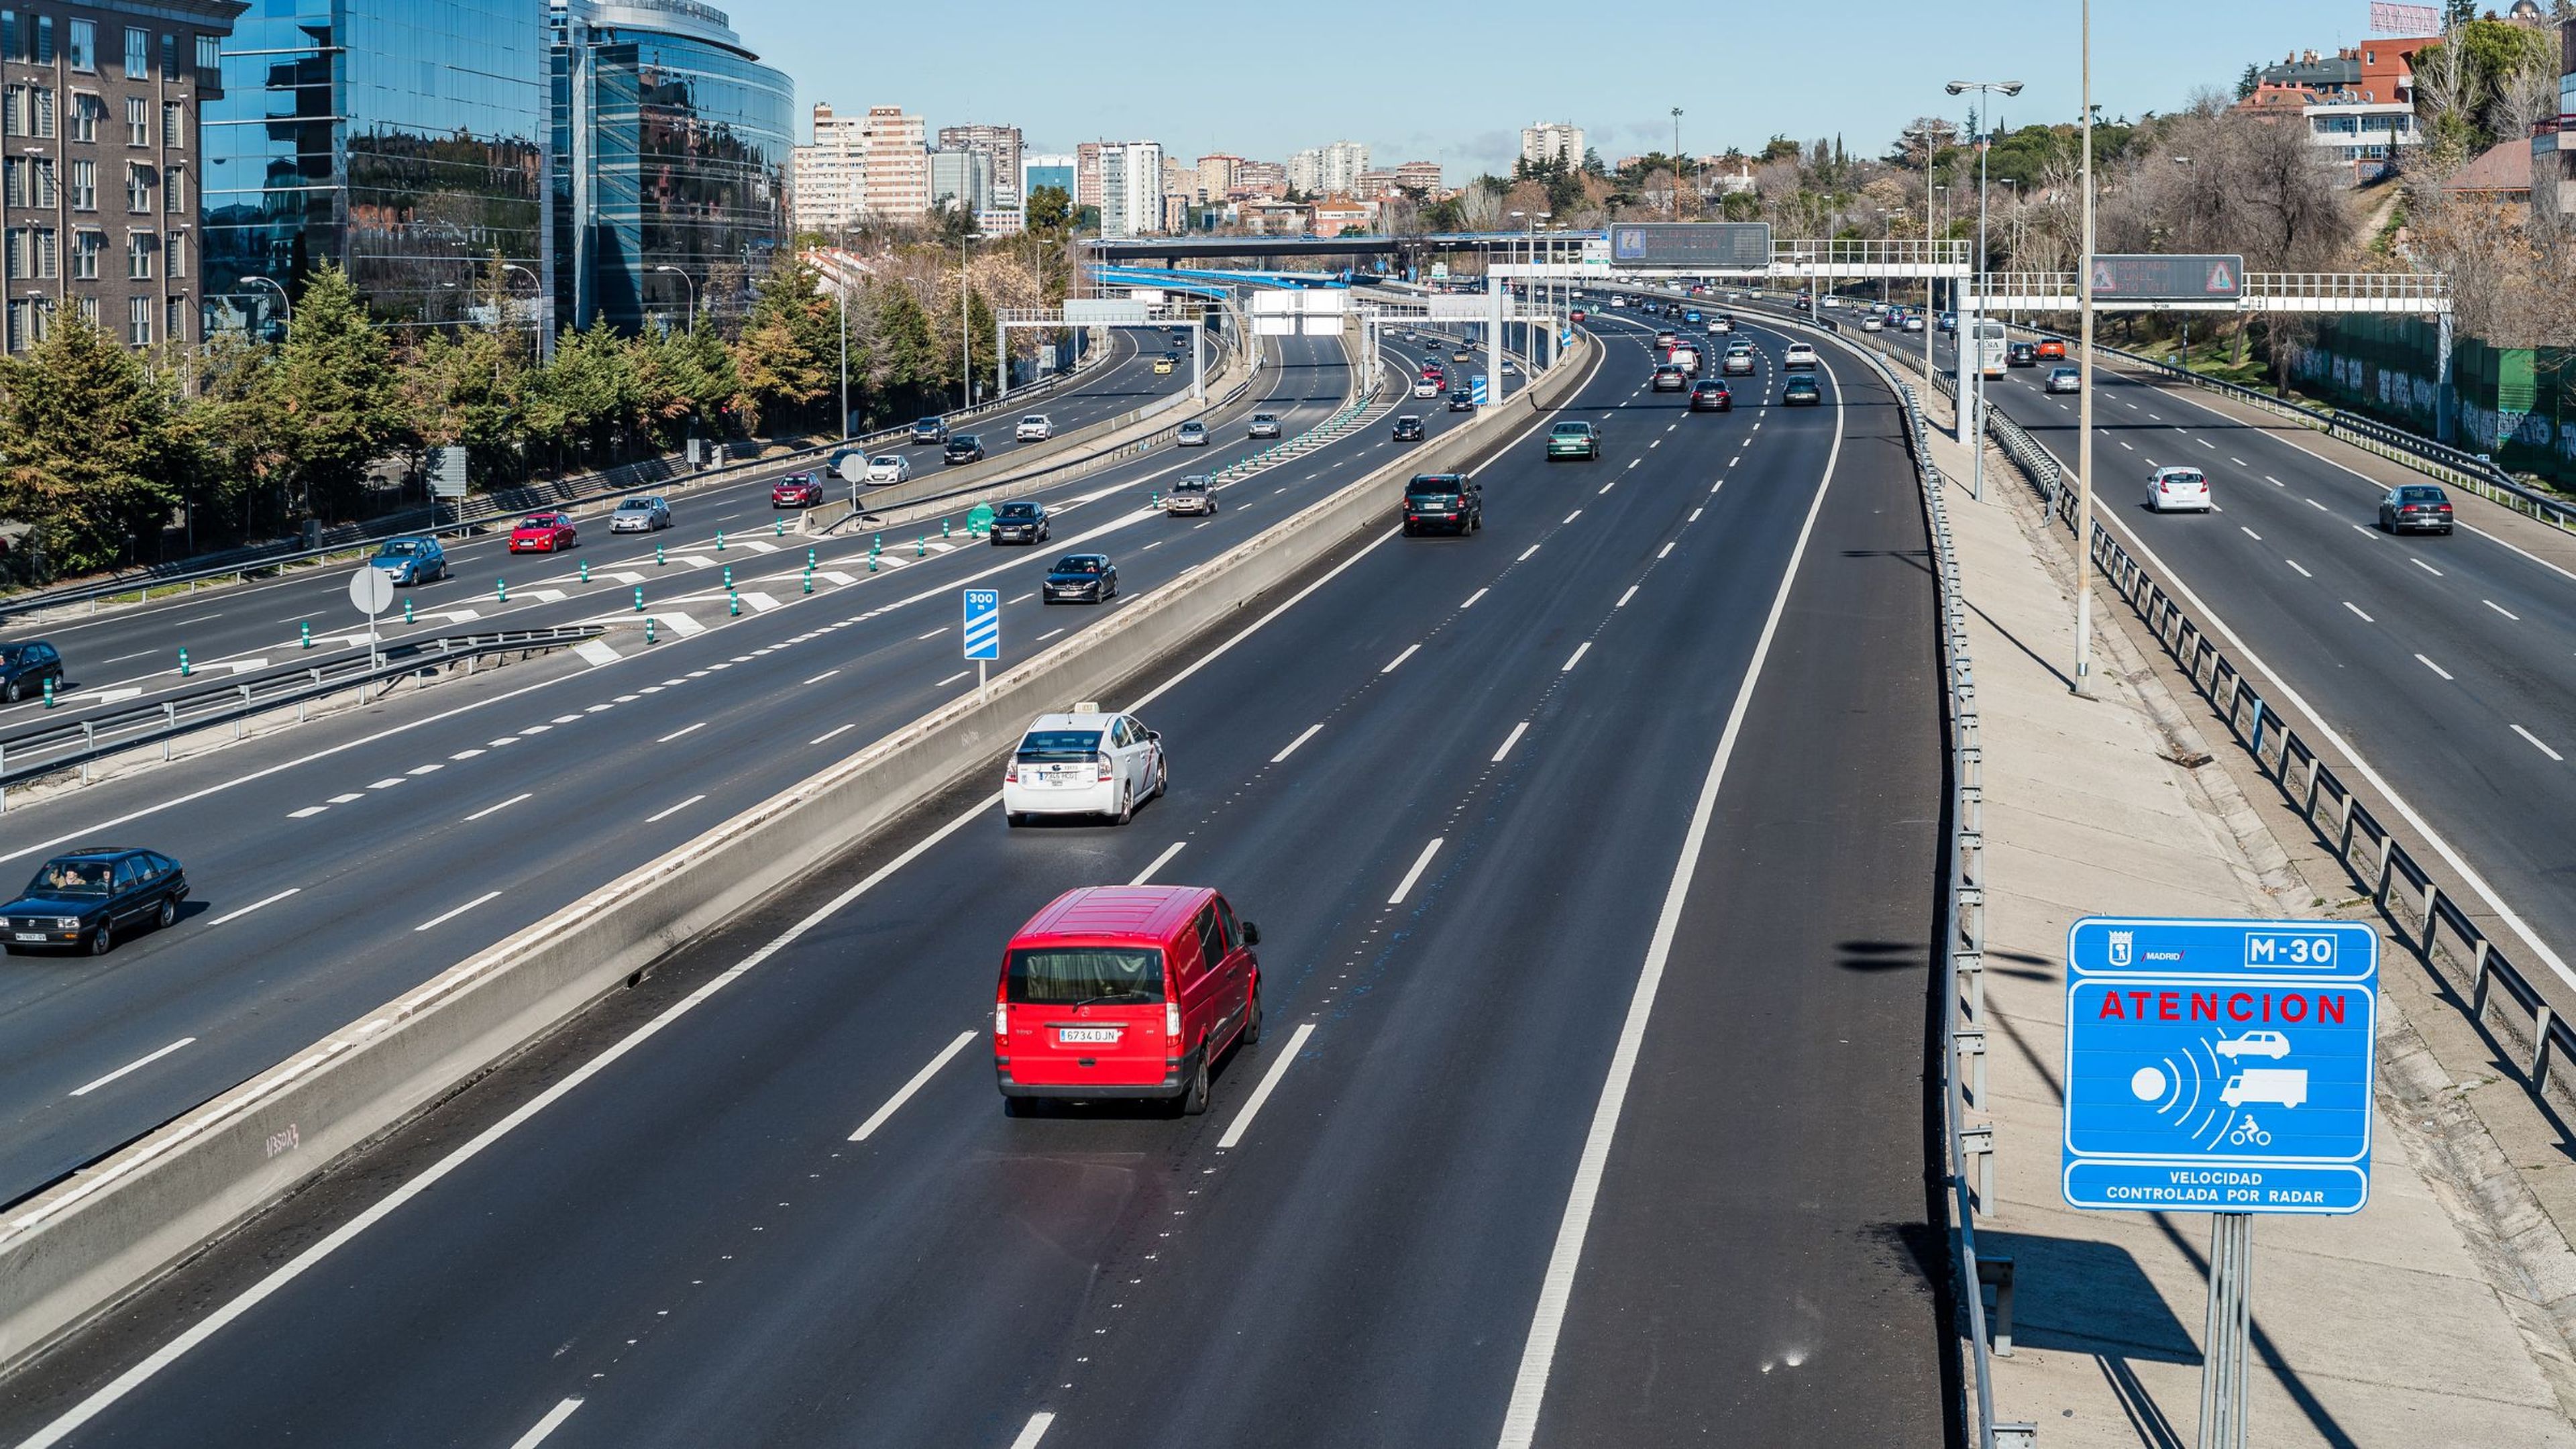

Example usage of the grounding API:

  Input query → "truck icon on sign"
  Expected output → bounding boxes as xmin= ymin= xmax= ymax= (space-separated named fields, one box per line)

xmin=2219 ymin=1068 xmax=2308 ymax=1110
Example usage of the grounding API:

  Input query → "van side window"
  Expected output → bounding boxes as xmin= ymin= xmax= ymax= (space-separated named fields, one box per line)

xmin=1216 ymin=898 xmax=1242 ymax=953
xmin=1192 ymin=905 xmax=1225 ymax=972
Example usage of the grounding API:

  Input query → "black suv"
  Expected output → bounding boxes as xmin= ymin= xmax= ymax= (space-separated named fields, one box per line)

xmin=1402 ymin=474 xmax=1481 ymax=537
xmin=911 ymin=417 xmax=949 ymax=445
xmin=989 ymin=500 xmax=1051 ymax=545
xmin=2006 ymin=341 xmax=2038 ymax=368
xmin=4 ymin=847 xmax=189 ymax=955
xmin=943 ymin=435 xmax=985 ymax=466
xmin=1448 ymin=389 xmax=1474 ymax=412
xmin=0 ymin=639 xmax=63 ymax=703
xmin=1391 ymin=415 xmax=1425 ymax=442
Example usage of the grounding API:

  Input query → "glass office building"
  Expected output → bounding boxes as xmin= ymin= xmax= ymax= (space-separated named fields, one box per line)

xmin=201 ymin=0 xmax=549 ymax=335
xmin=548 ymin=0 xmax=789 ymax=333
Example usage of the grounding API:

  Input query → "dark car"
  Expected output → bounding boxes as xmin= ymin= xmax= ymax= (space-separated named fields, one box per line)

xmin=1688 ymin=379 xmax=1733 ymax=413
xmin=1783 ymin=376 xmax=1823 ymax=407
xmin=1391 ymin=415 xmax=1425 ymax=442
xmin=1042 ymin=553 xmax=1118 ymax=604
xmin=944 ymin=435 xmax=986 ymax=466
xmin=1651 ymin=364 xmax=1688 ymax=392
xmin=770 ymin=473 xmax=824 ymax=508
xmin=1 ymin=639 xmax=64 ymax=704
xmin=1402 ymin=473 xmax=1481 ymax=537
xmin=911 ymin=417 xmax=949 ymax=445
xmin=989 ymin=500 xmax=1051 ymax=545
xmin=4 ymin=847 xmax=188 ymax=955
xmin=2006 ymin=341 xmax=2038 ymax=368
xmin=2377 ymin=484 xmax=2456 ymax=535
xmin=1448 ymin=389 xmax=1474 ymax=412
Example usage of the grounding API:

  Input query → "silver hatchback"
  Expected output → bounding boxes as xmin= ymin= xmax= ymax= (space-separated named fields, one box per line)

xmin=610 ymin=496 xmax=671 ymax=532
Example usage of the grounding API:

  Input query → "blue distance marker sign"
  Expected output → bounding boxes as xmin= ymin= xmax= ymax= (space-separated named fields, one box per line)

xmin=961 ymin=588 xmax=1000 ymax=661
xmin=2062 ymin=916 xmax=2378 ymax=1215
xmin=1470 ymin=375 xmax=1491 ymax=407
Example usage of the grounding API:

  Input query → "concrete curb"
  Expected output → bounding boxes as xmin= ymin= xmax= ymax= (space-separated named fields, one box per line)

xmin=0 ymin=329 xmax=1598 ymax=1378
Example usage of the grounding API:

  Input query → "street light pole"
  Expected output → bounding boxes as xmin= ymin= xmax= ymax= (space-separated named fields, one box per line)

xmin=958 ymin=230 xmax=983 ymax=411
xmin=653 ymin=265 xmax=696 ymax=328
xmin=239 ymin=274 xmax=290 ymax=329
xmin=2076 ymin=0 xmax=2097 ymax=696
xmin=1947 ymin=78 xmax=2023 ymax=504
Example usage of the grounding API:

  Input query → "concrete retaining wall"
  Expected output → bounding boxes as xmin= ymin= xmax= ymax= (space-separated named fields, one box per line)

xmin=0 ymin=329 xmax=1597 ymax=1376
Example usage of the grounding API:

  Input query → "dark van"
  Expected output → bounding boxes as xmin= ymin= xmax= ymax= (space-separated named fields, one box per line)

xmin=994 ymin=885 xmax=1262 ymax=1116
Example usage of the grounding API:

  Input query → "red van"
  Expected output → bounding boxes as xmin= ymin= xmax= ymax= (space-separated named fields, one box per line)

xmin=994 ymin=885 xmax=1262 ymax=1116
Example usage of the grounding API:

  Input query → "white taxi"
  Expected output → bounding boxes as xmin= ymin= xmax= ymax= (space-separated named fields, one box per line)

xmin=1003 ymin=707 xmax=1168 ymax=826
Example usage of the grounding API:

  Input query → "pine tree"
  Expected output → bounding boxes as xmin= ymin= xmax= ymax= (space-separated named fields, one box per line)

xmin=0 ymin=313 xmax=180 ymax=572
xmin=272 ymin=264 xmax=398 ymax=521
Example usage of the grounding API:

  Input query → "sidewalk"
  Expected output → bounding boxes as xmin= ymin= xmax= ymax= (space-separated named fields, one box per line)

xmin=1917 ymin=404 xmax=2576 ymax=1446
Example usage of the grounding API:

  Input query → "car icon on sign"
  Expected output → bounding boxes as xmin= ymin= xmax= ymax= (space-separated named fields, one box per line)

xmin=2215 ymin=1030 xmax=2291 ymax=1060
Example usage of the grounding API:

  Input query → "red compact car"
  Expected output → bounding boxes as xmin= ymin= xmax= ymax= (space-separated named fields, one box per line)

xmin=2035 ymin=339 xmax=2068 ymax=360
xmin=508 ymin=512 xmax=577 ymax=552
xmin=994 ymin=885 xmax=1262 ymax=1116
xmin=771 ymin=473 xmax=824 ymax=508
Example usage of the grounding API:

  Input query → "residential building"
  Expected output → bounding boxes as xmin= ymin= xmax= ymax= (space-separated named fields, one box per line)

xmin=1393 ymin=160 xmax=1440 ymax=194
xmin=550 ymin=0 xmax=792 ymax=335
xmin=1159 ymin=191 xmax=1187 ymax=233
xmin=1353 ymin=168 xmax=1401 ymax=197
xmin=2536 ymin=15 xmax=2573 ymax=219
xmin=1073 ymin=140 xmax=1101 ymax=209
xmin=0 ymin=0 xmax=243 ymax=352
xmin=1232 ymin=158 xmax=1285 ymax=197
xmin=792 ymin=103 xmax=865 ymax=231
xmin=205 ymin=0 xmax=548 ymax=337
xmin=2443 ymin=139 xmax=2532 ymax=203
xmin=935 ymin=121 xmax=1020 ymax=197
xmin=1519 ymin=121 xmax=1583 ymax=166
xmin=1284 ymin=139 xmax=1366 ymax=197
xmin=1096 ymin=138 xmax=1161 ymax=237
xmin=1309 ymin=193 xmax=1373 ymax=237
xmin=856 ymin=104 xmax=927 ymax=220
xmin=927 ymin=145 xmax=990 ymax=213
xmin=1193 ymin=152 xmax=1239 ymax=201
xmin=2254 ymin=48 xmax=2361 ymax=98
xmin=1236 ymin=199 xmax=1307 ymax=234
xmin=1160 ymin=152 xmax=1187 ymax=201
xmin=1022 ymin=152 xmax=1073 ymax=205
xmin=2300 ymin=95 xmax=2419 ymax=182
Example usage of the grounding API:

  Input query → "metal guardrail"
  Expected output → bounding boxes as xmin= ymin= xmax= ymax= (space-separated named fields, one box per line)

xmin=0 ymin=331 xmax=1130 ymax=623
xmin=0 ymin=625 xmax=604 ymax=798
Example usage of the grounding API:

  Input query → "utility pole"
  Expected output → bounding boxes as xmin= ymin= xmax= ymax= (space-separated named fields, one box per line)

xmin=2075 ymin=0 xmax=2097 ymax=696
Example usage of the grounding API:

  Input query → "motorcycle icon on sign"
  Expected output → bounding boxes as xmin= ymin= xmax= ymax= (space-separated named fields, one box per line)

xmin=2219 ymin=1068 xmax=2308 ymax=1110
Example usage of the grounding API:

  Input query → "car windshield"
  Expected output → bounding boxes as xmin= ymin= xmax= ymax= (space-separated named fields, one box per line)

xmin=519 ymin=517 xmax=557 ymax=528
xmin=1021 ymin=416 xmax=1044 ymax=425
xmin=28 ymin=859 xmax=113 ymax=897
xmin=998 ymin=502 xmax=1041 ymax=519
xmin=1173 ymin=481 xmax=1206 ymax=494
xmin=0 ymin=644 xmax=22 ymax=663
xmin=376 ymin=541 xmax=422 ymax=557
xmin=1253 ymin=415 xmax=1275 ymax=423
xmin=871 ymin=455 xmax=898 ymax=467
xmin=1006 ymin=946 xmax=1165 ymax=1005
xmin=1052 ymin=557 xmax=1103 ymax=575
xmin=1016 ymin=729 xmax=1105 ymax=759
xmin=615 ymin=500 xmax=653 ymax=511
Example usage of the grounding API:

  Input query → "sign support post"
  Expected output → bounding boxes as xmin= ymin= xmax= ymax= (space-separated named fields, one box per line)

xmin=2199 ymin=1210 xmax=2255 ymax=1449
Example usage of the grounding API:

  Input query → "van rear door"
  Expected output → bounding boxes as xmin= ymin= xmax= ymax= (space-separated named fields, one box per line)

xmin=1003 ymin=942 xmax=1174 ymax=1089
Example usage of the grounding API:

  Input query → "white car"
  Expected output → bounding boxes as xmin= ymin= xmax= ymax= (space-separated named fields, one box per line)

xmin=1782 ymin=342 xmax=1819 ymax=370
xmin=2215 ymin=1030 xmax=2292 ymax=1060
xmin=1861 ymin=316 xmax=1884 ymax=332
xmin=1902 ymin=315 xmax=1926 ymax=333
xmin=1413 ymin=378 xmax=1438 ymax=398
xmin=1707 ymin=317 xmax=1733 ymax=334
xmin=609 ymin=495 xmax=671 ymax=533
xmin=2147 ymin=466 xmax=2212 ymax=513
xmin=1175 ymin=421 xmax=1208 ymax=447
xmin=1002 ymin=707 xmax=1167 ymax=826
xmin=864 ymin=453 xmax=911 ymax=485
xmin=1247 ymin=413 xmax=1283 ymax=439
xmin=1015 ymin=414 xmax=1054 ymax=441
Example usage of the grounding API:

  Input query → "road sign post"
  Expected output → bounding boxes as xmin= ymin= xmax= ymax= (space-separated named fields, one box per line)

xmin=2063 ymin=915 xmax=2379 ymax=1449
xmin=347 ymin=566 xmax=394 ymax=667
xmin=962 ymin=588 xmax=1000 ymax=702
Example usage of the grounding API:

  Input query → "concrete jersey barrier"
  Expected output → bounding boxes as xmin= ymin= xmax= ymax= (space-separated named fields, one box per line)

xmin=0 ymin=327 xmax=1597 ymax=1376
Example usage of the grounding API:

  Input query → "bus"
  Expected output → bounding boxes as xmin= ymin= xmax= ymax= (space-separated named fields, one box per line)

xmin=1970 ymin=318 xmax=2008 ymax=380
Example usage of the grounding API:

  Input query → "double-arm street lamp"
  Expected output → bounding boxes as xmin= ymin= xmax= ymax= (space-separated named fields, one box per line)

xmin=1945 ymin=78 xmax=2023 ymax=502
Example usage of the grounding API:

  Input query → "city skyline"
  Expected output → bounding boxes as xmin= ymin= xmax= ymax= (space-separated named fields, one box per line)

xmin=729 ymin=0 xmax=2392 ymax=178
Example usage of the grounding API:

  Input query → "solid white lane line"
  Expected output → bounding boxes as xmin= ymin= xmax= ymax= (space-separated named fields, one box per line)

xmin=2411 ymin=557 xmax=2443 ymax=576
xmin=506 ymin=1397 xmax=584 ymax=1449
xmin=1388 ymin=838 xmax=1444 ymax=906
xmin=413 ymin=890 xmax=501 ymax=933
xmin=68 ymin=1038 xmax=197 ymax=1098
xmin=645 ymin=794 xmax=706 ymax=824
xmin=2240 ymin=527 xmax=2262 ymax=541
xmin=2343 ymin=602 xmax=2375 ymax=623
xmin=917 ymin=628 xmax=947 ymax=639
xmin=2514 ymin=726 xmax=2565 ymax=762
xmin=1130 ymin=841 xmax=1187 ymax=886
xmin=1616 ymin=585 xmax=1638 ymax=608
xmin=1382 ymin=643 xmax=1420 ymax=674
xmin=1008 ymin=1413 xmax=1057 ymax=1449
xmin=1560 ymin=642 xmax=1591 ymax=672
xmin=1272 ymin=722 xmax=1324 ymax=763
xmin=657 ymin=721 xmax=705 ymax=743
xmin=1497 ymin=343 xmax=1849 ymax=1449
xmin=2416 ymin=653 xmax=2454 ymax=680
xmin=2285 ymin=559 xmax=2312 ymax=578
xmin=803 ymin=669 xmax=840 ymax=685
xmin=934 ymin=669 xmax=971 ymax=688
xmin=849 ymin=1030 xmax=979 ymax=1142
xmin=466 ymin=792 xmax=533 ymax=822
xmin=1460 ymin=588 xmax=1489 ymax=609
xmin=1517 ymin=544 xmax=1540 ymax=562
xmin=2485 ymin=599 xmax=2521 ymax=621
xmin=1036 ymin=627 xmax=1064 ymax=641
xmin=1493 ymin=721 xmax=1530 ymax=762
xmin=811 ymin=722 xmax=857 ymax=745
xmin=1216 ymin=1020 xmax=1318 ymax=1151
xmin=207 ymin=888 xmax=299 ymax=926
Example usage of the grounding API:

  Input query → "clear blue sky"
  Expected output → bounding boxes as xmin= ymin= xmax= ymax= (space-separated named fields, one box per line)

xmin=722 ymin=0 xmax=2384 ymax=177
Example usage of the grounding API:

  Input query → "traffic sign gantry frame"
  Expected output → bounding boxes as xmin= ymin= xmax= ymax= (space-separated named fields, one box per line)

xmin=2061 ymin=916 xmax=2379 ymax=1216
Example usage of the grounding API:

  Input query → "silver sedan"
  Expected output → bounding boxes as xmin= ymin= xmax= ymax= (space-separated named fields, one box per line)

xmin=610 ymin=496 xmax=671 ymax=532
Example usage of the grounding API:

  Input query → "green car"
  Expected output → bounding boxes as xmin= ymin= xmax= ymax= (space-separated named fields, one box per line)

xmin=1546 ymin=421 xmax=1601 ymax=461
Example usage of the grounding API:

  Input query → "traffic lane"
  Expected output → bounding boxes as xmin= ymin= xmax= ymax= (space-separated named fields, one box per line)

xmin=1532 ymin=354 xmax=1949 ymax=1446
xmin=0 ymin=329 xmax=1181 ymax=696
xmin=0 ymin=335 xmax=1396 ymax=1197
xmin=0 ymin=325 xmax=1656 ymax=1444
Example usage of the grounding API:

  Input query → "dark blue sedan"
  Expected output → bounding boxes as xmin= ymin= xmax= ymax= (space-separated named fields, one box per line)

xmin=1041 ymin=554 xmax=1118 ymax=605
xmin=4 ymin=847 xmax=189 ymax=955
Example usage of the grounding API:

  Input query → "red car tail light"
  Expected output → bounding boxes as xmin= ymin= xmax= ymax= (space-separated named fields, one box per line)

xmin=1165 ymin=1000 xmax=1181 ymax=1040
xmin=1094 ymin=751 xmax=1114 ymax=782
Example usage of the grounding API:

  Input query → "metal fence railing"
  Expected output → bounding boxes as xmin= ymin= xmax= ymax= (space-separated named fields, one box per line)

xmin=0 ymin=625 xmax=604 ymax=802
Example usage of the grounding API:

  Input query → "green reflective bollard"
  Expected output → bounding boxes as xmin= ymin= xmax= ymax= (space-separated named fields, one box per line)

xmin=716 ymin=529 xmax=726 ymax=551
xmin=774 ymin=518 xmax=785 ymax=537
xmin=646 ymin=617 xmax=657 ymax=645
xmin=178 ymin=647 xmax=190 ymax=677
xmin=942 ymin=518 xmax=951 ymax=538
xmin=633 ymin=586 xmax=645 ymax=612
xmin=806 ymin=548 xmax=816 ymax=570
xmin=300 ymin=621 xmax=312 ymax=649
xmin=42 ymin=675 xmax=54 ymax=708
xmin=872 ymin=533 xmax=882 ymax=553
xmin=915 ymin=537 xmax=924 ymax=557
xmin=496 ymin=578 xmax=508 ymax=603
xmin=580 ymin=559 xmax=590 ymax=584
xmin=722 ymin=566 xmax=733 ymax=590
xmin=403 ymin=597 xmax=414 ymax=625
xmin=729 ymin=590 xmax=741 ymax=617
xmin=656 ymin=545 xmax=665 ymax=567
xmin=802 ymin=570 xmax=814 ymax=595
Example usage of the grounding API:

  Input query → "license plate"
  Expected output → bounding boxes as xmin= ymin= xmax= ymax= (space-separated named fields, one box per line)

xmin=1058 ymin=1026 xmax=1120 ymax=1044
xmin=13 ymin=932 xmax=44 ymax=942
